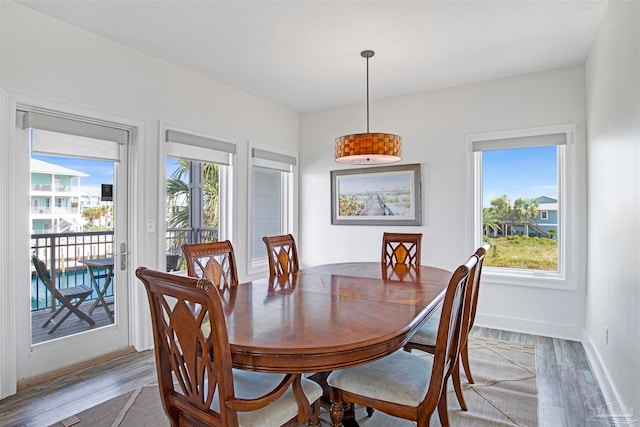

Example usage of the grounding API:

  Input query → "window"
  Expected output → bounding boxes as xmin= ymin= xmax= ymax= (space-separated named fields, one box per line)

xmin=471 ymin=126 xmax=572 ymax=279
xmin=164 ymin=129 xmax=235 ymax=271
xmin=249 ymin=147 xmax=296 ymax=273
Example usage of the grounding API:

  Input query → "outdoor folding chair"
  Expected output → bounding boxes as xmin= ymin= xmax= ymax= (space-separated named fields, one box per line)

xmin=32 ymin=255 xmax=95 ymax=334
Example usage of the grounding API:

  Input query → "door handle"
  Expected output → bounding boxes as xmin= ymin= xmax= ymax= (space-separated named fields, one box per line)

xmin=119 ymin=242 xmax=129 ymax=271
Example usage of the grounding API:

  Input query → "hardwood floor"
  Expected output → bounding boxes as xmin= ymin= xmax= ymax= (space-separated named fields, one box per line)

xmin=0 ymin=327 xmax=606 ymax=427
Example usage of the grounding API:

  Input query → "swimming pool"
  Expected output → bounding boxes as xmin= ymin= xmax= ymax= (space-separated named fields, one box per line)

xmin=31 ymin=266 xmax=114 ymax=311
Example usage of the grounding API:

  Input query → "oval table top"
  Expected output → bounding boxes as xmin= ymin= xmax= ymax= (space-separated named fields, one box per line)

xmin=225 ymin=262 xmax=451 ymax=373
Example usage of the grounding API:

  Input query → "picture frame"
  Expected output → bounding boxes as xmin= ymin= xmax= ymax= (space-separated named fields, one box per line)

xmin=330 ymin=163 xmax=422 ymax=226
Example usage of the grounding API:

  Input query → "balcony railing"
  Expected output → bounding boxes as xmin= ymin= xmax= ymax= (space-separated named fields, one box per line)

xmin=166 ymin=227 xmax=218 ymax=271
xmin=31 ymin=207 xmax=80 ymax=215
xmin=31 ymin=228 xmax=219 ymax=311
xmin=31 ymin=184 xmax=73 ymax=192
xmin=31 ymin=231 xmax=114 ymax=311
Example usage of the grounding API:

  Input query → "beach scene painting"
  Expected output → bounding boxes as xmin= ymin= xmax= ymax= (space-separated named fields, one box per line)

xmin=331 ymin=163 xmax=421 ymax=225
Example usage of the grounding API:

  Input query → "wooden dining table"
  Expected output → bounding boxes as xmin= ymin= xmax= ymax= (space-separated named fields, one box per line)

xmin=222 ymin=261 xmax=451 ymax=425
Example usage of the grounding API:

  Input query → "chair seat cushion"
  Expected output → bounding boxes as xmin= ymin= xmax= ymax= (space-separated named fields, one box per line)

xmin=408 ymin=306 xmax=442 ymax=346
xmin=327 ymin=350 xmax=433 ymax=407
xmin=211 ymin=370 xmax=323 ymax=427
xmin=409 ymin=315 xmax=439 ymax=346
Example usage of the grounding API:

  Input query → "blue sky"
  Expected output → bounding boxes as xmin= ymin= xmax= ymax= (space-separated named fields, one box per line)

xmin=33 ymin=156 xmax=187 ymax=188
xmin=482 ymin=146 xmax=557 ymax=207
xmin=33 ymin=154 xmax=114 ymax=188
xmin=167 ymin=158 xmax=184 ymax=180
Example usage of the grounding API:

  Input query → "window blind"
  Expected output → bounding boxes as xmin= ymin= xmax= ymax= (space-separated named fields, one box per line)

xmin=252 ymin=148 xmax=296 ymax=173
xmin=472 ymin=133 xmax=567 ymax=152
xmin=19 ymin=110 xmax=128 ymax=161
xmin=166 ymin=129 xmax=236 ymax=165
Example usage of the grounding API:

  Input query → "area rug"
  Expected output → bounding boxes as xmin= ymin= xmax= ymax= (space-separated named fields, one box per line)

xmin=52 ymin=336 xmax=537 ymax=427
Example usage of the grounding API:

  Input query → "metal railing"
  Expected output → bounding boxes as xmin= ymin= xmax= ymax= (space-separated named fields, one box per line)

xmin=31 ymin=231 xmax=114 ymax=311
xmin=31 ymin=228 xmax=220 ymax=311
xmin=166 ymin=227 xmax=218 ymax=271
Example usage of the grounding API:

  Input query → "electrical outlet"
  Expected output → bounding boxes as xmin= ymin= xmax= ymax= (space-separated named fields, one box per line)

xmin=604 ymin=326 xmax=609 ymax=345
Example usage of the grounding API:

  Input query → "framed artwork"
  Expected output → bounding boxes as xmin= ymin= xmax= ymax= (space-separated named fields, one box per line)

xmin=330 ymin=163 xmax=422 ymax=225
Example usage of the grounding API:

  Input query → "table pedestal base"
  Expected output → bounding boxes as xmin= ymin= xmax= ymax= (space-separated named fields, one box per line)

xmin=308 ymin=372 xmax=359 ymax=426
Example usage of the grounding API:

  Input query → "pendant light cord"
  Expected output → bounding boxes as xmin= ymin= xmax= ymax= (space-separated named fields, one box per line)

xmin=366 ymin=54 xmax=370 ymax=133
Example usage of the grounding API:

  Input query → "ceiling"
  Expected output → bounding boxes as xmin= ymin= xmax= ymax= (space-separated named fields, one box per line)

xmin=16 ymin=0 xmax=608 ymax=113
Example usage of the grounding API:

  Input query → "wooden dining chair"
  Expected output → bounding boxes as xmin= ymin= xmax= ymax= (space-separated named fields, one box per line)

xmin=183 ymin=240 xmax=239 ymax=288
xmin=327 ymin=255 xmax=477 ymax=427
xmin=263 ymin=234 xmax=299 ymax=277
xmin=32 ymin=255 xmax=95 ymax=334
xmin=381 ymin=232 xmax=422 ymax=266
xmin=404 ymin=243 xmax=491 ymax=411
xmin=135 ymin=267 xmax=323 ymax=427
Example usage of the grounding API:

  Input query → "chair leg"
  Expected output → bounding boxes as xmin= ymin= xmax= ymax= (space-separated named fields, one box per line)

xmin=452 ymin=359 xmax=468 ymax=411
xmin=307 ymin=399 xmax=321 ymax=427
xmin=66 ymin=299 xmax=96 ymax=326
xmin=45 ymin=298 xmax=95 ymax=334
xmin=437 ymin=389 xmax=450 ymax=427
xmin=329 ymin=402 xmax=344 ymax=427
xmin=461 ymin=341 xmax=474 ymax=384
xmin=42 ymin=305 xmax=66 ymax=328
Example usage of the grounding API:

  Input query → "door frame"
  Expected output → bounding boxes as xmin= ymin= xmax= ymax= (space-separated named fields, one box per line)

xmin=0 ymin=89 xmax=148 ymax=398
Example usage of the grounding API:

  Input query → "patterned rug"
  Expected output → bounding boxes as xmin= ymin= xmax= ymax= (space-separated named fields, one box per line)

xmin=53 ymin=336 xmax=537 ymax=427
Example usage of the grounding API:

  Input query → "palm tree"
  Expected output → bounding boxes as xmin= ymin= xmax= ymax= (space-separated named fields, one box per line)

xmin=166 ymin=159 xmax=219 ymax=230
xmin=201 ymin=162 xmax=219 ymax=228
xmin=490 ymin=195 xmax=511 ymax=236
xmin=513 ymin=198 xmax=539 ymax=236
xmin=166 ymin=159 xmax=190 ymax=229
xmin=482 ymin=207 xmax=501 ymax=236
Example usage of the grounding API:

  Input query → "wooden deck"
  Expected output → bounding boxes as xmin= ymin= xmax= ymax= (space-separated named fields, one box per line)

xmin=31 ymin=298 xmax=115 ymax=345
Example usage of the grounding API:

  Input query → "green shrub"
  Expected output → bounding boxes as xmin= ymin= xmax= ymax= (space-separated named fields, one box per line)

xmin=483 ymin=236 xmax=557 ymax=271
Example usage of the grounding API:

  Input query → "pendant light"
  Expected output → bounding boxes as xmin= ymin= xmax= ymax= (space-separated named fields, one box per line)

xmin=335 ymin=50 xmax=402 ymax=164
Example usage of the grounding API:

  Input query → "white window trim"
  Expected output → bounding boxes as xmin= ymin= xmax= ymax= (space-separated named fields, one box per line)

xmin=159 ymin=123 xmax=237 ymax=269
xmin=246 ymin=143 xmax=297 ymax=276
xmin=467 ymin=124 xmax=576 ymax=289
xmin=541 ymin=211 xmax=548 ymax=220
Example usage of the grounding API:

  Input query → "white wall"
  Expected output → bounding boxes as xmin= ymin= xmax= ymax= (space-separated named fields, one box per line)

xmin=299 ymin=66 xmax=588 ymax=340
xmin=584 ymin=0 xmax=640 ymax=414
xmin=0 ymin=0 xmax=298 ymax=395
xmin=0 ymin=0 xmax=299 ymax=280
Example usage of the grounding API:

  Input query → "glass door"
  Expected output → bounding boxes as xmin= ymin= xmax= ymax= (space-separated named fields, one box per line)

xmin=16 ymin=109 xmax=130 ymax=379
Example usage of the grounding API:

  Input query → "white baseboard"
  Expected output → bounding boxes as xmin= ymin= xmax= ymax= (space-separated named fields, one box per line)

xmin=581 ymin=332 xmax=629 ymax=415
xmin=474 ymin=313 xmax=582 ymax=341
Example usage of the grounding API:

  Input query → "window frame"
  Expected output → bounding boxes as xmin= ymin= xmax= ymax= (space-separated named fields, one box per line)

xmin=541 ymin=211 xmax=549 ymax=220
xmin=247 ymin=144 xmax=297 ymax=275
xmin=468 ymin=124 xmax=575 ymax=289
xmin=160 ymin=124 xmax=236 ymax=271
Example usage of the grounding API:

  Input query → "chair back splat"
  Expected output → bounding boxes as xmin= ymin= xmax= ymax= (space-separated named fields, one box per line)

xmin=263 ymin=234 xmax=299 ymax=277
xmin=381 ymin=232 xmax=422 ymax=266
xmin=136 ymin=267 xmax=322 ymax=427
xmin=183 ymin=240 xmax=239 ymax=288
